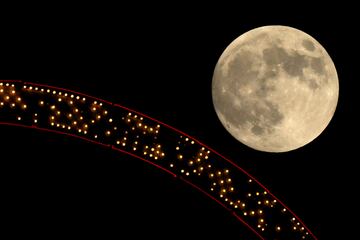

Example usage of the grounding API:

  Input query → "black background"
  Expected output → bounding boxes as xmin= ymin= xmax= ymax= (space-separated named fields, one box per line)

xmin=0 ymin=4 xmax=357 ymax=239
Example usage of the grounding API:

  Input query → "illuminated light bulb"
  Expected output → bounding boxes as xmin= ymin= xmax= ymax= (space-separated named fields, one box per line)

xmin=264 ymin=191 xmax=267 ymax=195
xmin=17 ymin=97 xmax=21 ymax=102
xmin=22 ymin=104 xmax=27 ymax=109
xmin=149 ymin=154 xmax=153 ymax=157
xmin=73 ymin=121 xmax=77 ymax=125
xmin=227 ymin=178 xmax=231 ymax=182
xmin=297 ymin=222 xmax=300 ymax=226
xmin=6 ymin=83 xmax=10 ymax=86
xmin=189 ymin=161 xmax=193 ymax=165
xmin=301 ymin=227 xmax=304 ymax=231
xmin=210 ymin=173 xmax=214 ymax=178
xmin=99 ymin=103 xmax=103 ymax=106
xmin=257 ymin=225 xmax=261 ymax=228
xmin=50 ymin=116 xmax=55 ymax=120
xmin=248 ymin=193 xmax=252 ymax=197
xmin=217 ymin=171 xmax=222 ymax=176
xmin=79 ymin=116 xmax=83 ymax=120
xmin=84 ymin=124 xmax=88 ymax=129
xmin=91 ymin=119 xmax=95 ymax=123
xmin=56 ymin=111 xmax=61 ymax=115
xmin=0 ymin=102 xmax=4 ymax=106
xmin=170 ymin=164 xmax=174 ymax=168
xmin=75 ymin=109 xmax=79 ymax=113
xmin=243 ymin=212 xmax=247 ymax=216
xmin=273 ymin=200 xmax=277 ymax=203
xmin=122 ymin=143 xmax=126 ymax=147
xmin=70 ymin=94 xmax=74 ymax=98
xmin=185 ymin=137 xmax=189 ymax=141
xmin=224 ymin=198 xmax=228 ymax=202
xmin=149 ymin=127 xmax=153 ymax=132
xmin=67 ymin=126 xmax=71 ymax=130
xmin=78 ymin=129 xmax=82 ymax=133
xmin=181 ymin=169 xmax=185 ymax=173
xmin=58 ymin=92 xmax=62 ymax=95
xmin=82 ymin=97 xmax=86 ymax=101
xmin=193 ymin=169 xmax=196 ymax=173
xmin=64 ymin=93 xmax=68 ymax=97
xmin=97 ymin=115 xmax=101 ymax=119
xmin=116 ymin=141 xmax=120 ymax=145
xmin=191 ymin=140 xmax=194 ymax=144
xmin=229 ymin=202 xmax=233 ymax=205
xmin=199 ymin=167 xmax=204 ymax=171
xmin=29 ymin=86 xmax=33 ymax=90
xmin=0 ymin=89 xmax=3 ymax=93
xmin=219 ymin=194 xmax=223 ymax=198
xmin=222 ymin=189 xmax=226 ymax=193
xmin=276 ymin=226 xmax=281 ymax=231
xmin=292 ymin=217 xmax=296 ymax=221
xmin=293 ymin=227 xmax=297 ymax=230
xmin=76 ymin=96 xmax=80 ymax=100
xmin=178 ymin=155 xmax=183 ymax=159
xmin=185 ymin=172 xmax=189 ymax=176
xmin=0 ymin=83 xmax=4 ymax=86
xmin=106 ymin=130 xmax=111 ymax=135
xmin=34 ymin=87 xmax=38 ymax=91
xmin=47 ymin=89 xmax=50 ymax=93
xmin=58 ymin=98 xmax=62 ymax=102
xmin=256 ymin=192 xmax=260 ymax=196
xmin=11 ymin=103 xmax=15 ymax=108
xmin=248 ymin=179 xmax=252 ymax=183
xmin=261 ymin=228 xmax=265 ymax=232
xmin=220 ymin=180 xmax=224 ymax=184
xmin=62 ymin=125 xmax=66 ymax=129
xmin=250 ymin=211 xmax=255 ymax=216
xmin=144 ymin=125 xmax=148 ymax=129
xmin=234 ymin=205 xmax=238 ymax=209
xmin=306 ymin=232 xmax=309 ymax=235
xmin=5 ymin=96 xmax=10 ymax=100
xmin=11 ymin=90 xmax=15 ymax=94
xmin=104 ymin=110 xmax=108 ymax=115
xmin=260 ymin=219 xmax=264 ymax=223
xmin=210 ymin=188 xmax=214 ymax=191
xmin=52 ymin=90 xmax=56 ymax=94
xmin=212 ymin=182 xmax=216 ymax=186
xmin=17 ymin=117 xmax=21 ymax=121
xmin=34 ymin=119 xmax=38 ymax=123
xmin=69 ymin=101 xmax=73 ymax=105
xmin=51 ymin=105 xmax=56 ymax=110
xmin=56 ymin=123 xmax=60 ymax=127
xmin=205 ymin=156 xmax=209 ymax=159
xmin=92 ymin=107 xmax=96 ymax=111
xmin=94 ymin=135 xmax=98 ymax=139
xmin=282 ymin=208 xmax=287 ymax=212
xmin=39 ymin=101 xmax=44 ymax=106
xmin=258 ymin=210 xmax=263 ymax=214
xmin=133 ymin=147 xmax=137 ymax=151
xmin=230 ymin=187 xmax=234 ymax=192
xmin=258 ymin=201 xmax=261 ymax=205
xmin=109 ymin=118 xmax=113 ymax=123
xmin=208 ymin=164 xmax=211 ymax=168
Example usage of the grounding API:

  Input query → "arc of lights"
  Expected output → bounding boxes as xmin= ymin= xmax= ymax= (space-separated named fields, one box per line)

xmin=0 ymin=80 xmax=317 ymax=240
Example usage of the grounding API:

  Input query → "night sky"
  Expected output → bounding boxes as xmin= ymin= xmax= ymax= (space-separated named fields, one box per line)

xmin=0 ymin=5 xmax=357 ymax=239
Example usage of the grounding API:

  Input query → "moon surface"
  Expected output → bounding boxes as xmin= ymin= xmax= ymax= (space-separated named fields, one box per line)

xmin=212 ymin=26 xmax=339 ymax=152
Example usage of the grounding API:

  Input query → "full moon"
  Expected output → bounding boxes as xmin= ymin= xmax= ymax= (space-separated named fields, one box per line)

xmin=212 ymin=26 xmax=339 ymax=152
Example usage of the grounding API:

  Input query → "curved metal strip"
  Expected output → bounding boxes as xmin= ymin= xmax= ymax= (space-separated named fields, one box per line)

xmin=0 ymin=80 xmax=317 ymax=240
